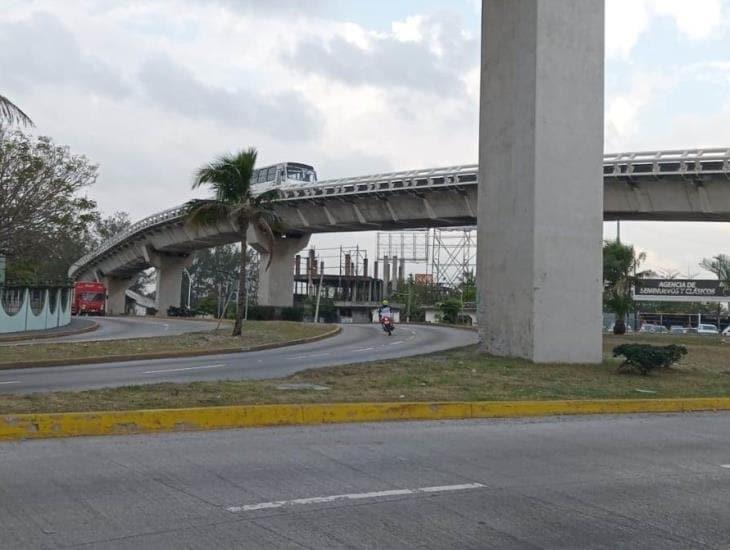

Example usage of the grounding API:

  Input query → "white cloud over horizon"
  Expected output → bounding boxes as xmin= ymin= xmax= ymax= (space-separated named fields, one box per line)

xmin=1 ymin=0 xmax=730 ymax=278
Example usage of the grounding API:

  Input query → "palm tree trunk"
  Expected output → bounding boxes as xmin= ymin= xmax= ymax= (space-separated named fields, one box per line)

xmin=232 ymin=220 xmax=248 ymax=336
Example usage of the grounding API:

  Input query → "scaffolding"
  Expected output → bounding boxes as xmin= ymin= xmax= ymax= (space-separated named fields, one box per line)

xmin=429 ymin=227 xmax=477 ymax=288
xmin=375 ymin=228 xmax=477 ymax=289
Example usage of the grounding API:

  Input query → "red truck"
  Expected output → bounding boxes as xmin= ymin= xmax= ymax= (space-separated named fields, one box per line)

xmin=72 ymin=281 xmax=106 ymax=315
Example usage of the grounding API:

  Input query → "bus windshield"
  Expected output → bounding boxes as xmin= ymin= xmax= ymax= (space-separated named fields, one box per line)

xmin=286 ymin=164 xmax=317 ymax=183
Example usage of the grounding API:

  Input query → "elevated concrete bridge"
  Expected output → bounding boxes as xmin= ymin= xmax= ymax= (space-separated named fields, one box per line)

xmin=70 ymin=149 xmax=730 ymax=315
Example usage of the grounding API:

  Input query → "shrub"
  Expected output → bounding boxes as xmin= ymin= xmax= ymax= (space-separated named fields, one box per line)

xmin=613 ymin=344 xmax=687 ymax=375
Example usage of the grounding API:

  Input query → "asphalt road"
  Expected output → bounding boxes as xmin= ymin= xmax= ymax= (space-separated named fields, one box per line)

xmin=4 ymin=316 xmax=219 ymax=345
xmin=1 ymin=413 xmax=729 ymax=548
xmin=0 ymin=324 xmax=478 ymax=394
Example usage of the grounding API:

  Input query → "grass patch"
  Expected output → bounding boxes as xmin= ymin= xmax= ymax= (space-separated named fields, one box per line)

xmin=0 ymin=321 xmax=335 ymax=365
xmin=1 ymin=333 xmax=729 ymax=414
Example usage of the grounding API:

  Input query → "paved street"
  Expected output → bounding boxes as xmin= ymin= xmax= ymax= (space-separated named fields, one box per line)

xmin=1 ymin=316 xmax=218 ymax=346
xmin=1 ymin=413 xmax=729 ymax=548
xmin=0 ymin=324 xmax=478 ymax=393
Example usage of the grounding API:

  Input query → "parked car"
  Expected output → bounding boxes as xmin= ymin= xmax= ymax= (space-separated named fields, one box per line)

xmin=670 ymin=325 xmax=687 ymax=334
xmin=639 ymin=323 xmax=665 ymax=333
xmin=697 ymin=323 xmax=719 ymax=336
xmin=722 ymin=326 xmax=730 ymax=336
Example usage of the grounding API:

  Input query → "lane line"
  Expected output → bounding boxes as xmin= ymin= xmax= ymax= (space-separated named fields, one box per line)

xmin=352 ymin=347 xmax=374 ymax=352
xmin=143 ymin=364 xmax=226 ymax=375
xmin=287 ymin=353 xmax=331 ymax=360
xmin=227 ymin=482 xmax=485 ymax=513
xmin=0 ymin=380 xmax=20 ymax=385
xmin=389 ymin=341 xmax=405 ymax=345
xmin=721 ymin=464 xmax=730 ymax=469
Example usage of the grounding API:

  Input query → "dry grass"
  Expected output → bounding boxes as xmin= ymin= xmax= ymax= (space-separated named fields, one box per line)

xmin=1 ymin=333 xmax=729 ymax=414
xmin=0 ymin=321 xmax=334 ymax=365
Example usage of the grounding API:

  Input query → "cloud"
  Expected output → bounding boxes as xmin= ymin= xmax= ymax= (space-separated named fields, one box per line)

xmin=283 ymin=13 xmax=477 ymax=98
xmin=137 ymin=55 xmax=323 ymax=140
xmin=606 ymin=0 xmax=726 ymax=59
xmin=0 ymin=12 xmax=129 ymax=98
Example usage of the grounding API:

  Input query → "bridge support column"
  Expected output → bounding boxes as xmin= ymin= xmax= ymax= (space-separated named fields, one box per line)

xmin=98 ymin=273 xmax=137 ymax=316
xmin=478 ymin=0 xmax=604 ymax=363
xmin=144 ymin=247 xmax=193 ymax=316
xmin=253 ymin=233 xmax=311 ymax=308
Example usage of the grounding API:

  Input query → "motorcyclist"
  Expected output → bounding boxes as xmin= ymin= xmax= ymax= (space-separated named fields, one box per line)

xmin=377 ymin=300 xmax=392 ymax=322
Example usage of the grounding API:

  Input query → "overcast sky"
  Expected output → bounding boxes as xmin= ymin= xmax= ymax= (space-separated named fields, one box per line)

xmin=2 ymin=0 xmax=730 ymax=277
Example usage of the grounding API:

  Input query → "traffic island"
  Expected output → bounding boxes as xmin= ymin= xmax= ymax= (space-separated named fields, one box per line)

xmin=0 ymin=322 xmax=340 ymax=369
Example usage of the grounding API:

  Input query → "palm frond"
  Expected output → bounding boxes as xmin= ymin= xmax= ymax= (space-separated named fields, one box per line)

xmin=192 ymin=148 xmax=258 ymax=204
xmin=0 ymin=94 xmax=33 ymax=127
xmin=184 ymin=199 xmax=232 ymax=228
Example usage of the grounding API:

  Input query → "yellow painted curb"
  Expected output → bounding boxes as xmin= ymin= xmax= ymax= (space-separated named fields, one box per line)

xmin=2 ymin=397 xmax=730 ymax=441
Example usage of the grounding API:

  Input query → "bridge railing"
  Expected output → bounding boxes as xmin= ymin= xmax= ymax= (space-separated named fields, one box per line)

xmin=71 ymin=149 xmax=730 ymax=277
xmin=69 ymin=205 xmax=189 ymax=277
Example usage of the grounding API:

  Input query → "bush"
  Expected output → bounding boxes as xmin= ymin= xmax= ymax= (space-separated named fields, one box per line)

xmin=613 ymin=344 xmax=687 ymax=375
xmin=439 ymin=299 xmax=462 ymax=324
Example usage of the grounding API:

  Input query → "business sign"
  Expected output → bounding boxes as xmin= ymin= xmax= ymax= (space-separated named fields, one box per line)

xmin=635 ymin=279 xmax=730 ymax=299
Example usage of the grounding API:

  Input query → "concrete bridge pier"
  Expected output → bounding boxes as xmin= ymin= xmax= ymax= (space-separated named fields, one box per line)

xmin=478 ymin=0 xmax=604 ymax=363
xmin=98 ymin=272 xmax=137 ymax=316
xmin=253 ymin=232 xmax=311 ymax=308
xmin=143 ymin=247 xmax=193 ymax=316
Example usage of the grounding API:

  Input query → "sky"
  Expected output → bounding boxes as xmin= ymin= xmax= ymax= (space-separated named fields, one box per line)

xmin=2 ymin=0 xmax=730 ymax=278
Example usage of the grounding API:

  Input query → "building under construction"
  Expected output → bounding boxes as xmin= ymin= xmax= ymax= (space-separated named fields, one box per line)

xmin=293 ymin=247 xmax=403 ymax=323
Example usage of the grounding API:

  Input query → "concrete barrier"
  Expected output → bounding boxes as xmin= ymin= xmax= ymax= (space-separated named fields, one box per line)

xmin=2 ymin=397 xmax=729 ymax=441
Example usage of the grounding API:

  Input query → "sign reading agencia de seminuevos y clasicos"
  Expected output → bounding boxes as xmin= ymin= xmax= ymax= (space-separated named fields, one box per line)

xmin=635 ymin=279 xmax=730 ymax=297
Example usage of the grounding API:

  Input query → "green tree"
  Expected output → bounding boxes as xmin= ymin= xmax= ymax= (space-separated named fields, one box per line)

xmin=0 ymin=126 xmax=97 ymax=282
xmin=700 ymin=254 xmax=730 ymax=290
xmin=0 ymin=95 xmax=33 ymax=127
xmin=186 ymin=148 xmax=278 ymax=336
xmin=439 ymin=298 xmax=462 ymax=324
xmin=603 ymin=240 xmax=647 ymax=334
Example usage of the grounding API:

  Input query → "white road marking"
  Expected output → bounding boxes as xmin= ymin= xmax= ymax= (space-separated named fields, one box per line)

xmin=721 ymin=464 xmax=730 ymax=469
xmin=352 ymin=347 xmax=374 ymax=352
xmin=287 ymin=352 xmax=331 ymax=360
xmin=389 ymin=341 xmax=405 ymax=345
xmin=143 ymin=364 xmax=226 ymax=375
xmin=227 ymin=482 xmax=485 ymax=513
xmin=0 ymin=380 xmax=20 ymax=385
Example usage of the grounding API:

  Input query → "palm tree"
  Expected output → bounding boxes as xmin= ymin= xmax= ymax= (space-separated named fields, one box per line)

xmin=603 ymin=240 xmax=648 ymax=334
xmin=186 ymin=148 xmax=278 ymax=336
xmin=0 ymin=94 xmax=33 ymax=126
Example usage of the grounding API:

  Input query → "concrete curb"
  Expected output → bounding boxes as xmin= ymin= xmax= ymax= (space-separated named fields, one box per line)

xmin=2 ymin=397 xmax=729 ymax=441
xmin=0 ymin=321 xmax=100 ymax=343
xmin=0 ymin=325 xmax=342 ymax=370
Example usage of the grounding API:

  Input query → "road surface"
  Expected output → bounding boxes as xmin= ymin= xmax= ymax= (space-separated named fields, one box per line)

xmin=0 ymin=324 xmax=478 ymax=393
xmin=1 ymin=413 xmax=728 ymax=548
xmin=1 ymin=316 xmax=219 ymax=346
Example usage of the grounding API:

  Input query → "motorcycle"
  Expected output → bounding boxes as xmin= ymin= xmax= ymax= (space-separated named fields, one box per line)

xmin=380 ymin=314 xmax=394 ymax=336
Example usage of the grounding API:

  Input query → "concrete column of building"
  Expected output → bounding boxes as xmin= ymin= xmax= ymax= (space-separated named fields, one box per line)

xmin=478 ymin=0 xmax=604 ymax=363
xmin=391 ymin=255 xmax=399 ymax=292
xmin=253 ymin=232 xmax=311 ymax=307
xmin=383 ymin=256 xmax=391 ymax=295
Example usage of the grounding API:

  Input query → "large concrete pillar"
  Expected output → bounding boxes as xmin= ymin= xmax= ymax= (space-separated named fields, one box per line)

xmin=254 ymin=233 xmax=311 ymax=307
xmin=478 ymin=0 xmax=604 ymax=363
xmin=143 ymin=247 xmax=193 ymax=316
xmin=98 ymin=273 xmax=137 ymax=316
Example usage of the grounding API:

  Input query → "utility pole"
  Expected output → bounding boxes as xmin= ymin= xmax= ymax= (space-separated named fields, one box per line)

xmin=313 ymin=265 xmax=324 ymax=323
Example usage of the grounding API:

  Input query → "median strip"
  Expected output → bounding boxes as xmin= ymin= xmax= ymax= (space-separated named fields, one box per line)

xmin=0 ymin=324 xmax=342 ymax=370
xmin=1 ymin=397 xmax=729 ymax=441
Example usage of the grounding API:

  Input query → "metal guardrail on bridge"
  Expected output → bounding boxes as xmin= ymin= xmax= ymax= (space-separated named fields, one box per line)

xmin=70 ymin=149 xmax=730 ymax=278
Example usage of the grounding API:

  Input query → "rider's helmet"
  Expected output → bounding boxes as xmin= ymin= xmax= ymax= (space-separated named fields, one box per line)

xmin=382 ymin=299 xmax=389 ymax=306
